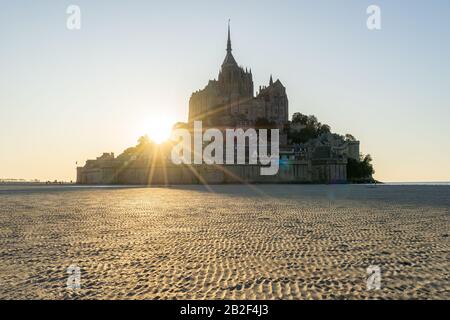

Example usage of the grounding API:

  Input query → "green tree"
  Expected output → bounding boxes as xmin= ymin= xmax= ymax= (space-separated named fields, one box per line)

xmin=306 ymin=115 xmax=318 ymax=128
xmin=137 ymin=135 xmax=151 ymax=147
xmin=318 ymin=124 xmax=331 ymax=135
xmin=288 ymin=113 xmax=332 ymax=143
xmin=292 ymin=112 xmax=309 ymax=125
xmin=347 ymin=154 xmax=375 ymax=181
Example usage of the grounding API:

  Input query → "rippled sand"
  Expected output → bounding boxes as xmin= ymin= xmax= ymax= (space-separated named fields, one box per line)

xmin=0 ymin=184 xmax=448 ymax=300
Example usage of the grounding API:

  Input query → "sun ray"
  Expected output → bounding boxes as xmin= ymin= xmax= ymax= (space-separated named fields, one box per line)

xmin=185 ymin=164 xmax=215 ymax=193
xmin=147 ymin=146 xmax=159 ymax=186
xmin=160 ymin=148 xmax=169 ymax=186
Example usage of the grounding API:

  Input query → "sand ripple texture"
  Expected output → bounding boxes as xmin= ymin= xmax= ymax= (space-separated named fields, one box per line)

xmin=0 ymin=184 xmax=449 ymax=299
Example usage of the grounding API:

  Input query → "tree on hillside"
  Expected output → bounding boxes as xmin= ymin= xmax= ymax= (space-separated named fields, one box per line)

xmin=317 ymin=124 xmax=331 ymax=135
xmin=347 ymin=154 xmax=375 ymax=181
xmin=288 ymin=113 xmax=332 ymax=144
xmin=292 ymin=112 xmax=309 ymax=125
xmin=137 ymin=135 xmax=151 ymax=146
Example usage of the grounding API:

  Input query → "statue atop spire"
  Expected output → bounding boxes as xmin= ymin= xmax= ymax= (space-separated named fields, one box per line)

xmin=222 ymin=19 xmax=237 ymax=67
xmin=227 ymin=19 xmax=232 ymax=53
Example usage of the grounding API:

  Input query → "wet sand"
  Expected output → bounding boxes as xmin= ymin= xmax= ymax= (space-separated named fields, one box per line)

xmin=0 ymin=184 xmax=448 ymax=299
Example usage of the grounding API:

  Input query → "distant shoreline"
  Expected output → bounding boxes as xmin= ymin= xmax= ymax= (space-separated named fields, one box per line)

xmin=1 ymin=181 xmax=450 ymax=187
xmin=0 ymin=181 xmax=74 ymax=186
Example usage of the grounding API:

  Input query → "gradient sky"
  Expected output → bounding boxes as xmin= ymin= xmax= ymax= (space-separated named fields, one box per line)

xmin=1 ymin=0 xmax=449 ymax=182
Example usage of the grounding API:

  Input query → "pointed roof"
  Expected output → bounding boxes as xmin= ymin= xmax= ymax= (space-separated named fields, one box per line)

xmin=269 ymin=74 xmax=273 ymax=86
xmin=227 ymin=19 xmax=232 ymax=52
xmin=222 ymin=20 xmax=238 ymax=67
xmin=274 ymin=79 xmax=284 ymax=87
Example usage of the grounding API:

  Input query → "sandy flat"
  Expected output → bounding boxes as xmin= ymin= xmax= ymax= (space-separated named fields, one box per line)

xmin=0 ymin=184 xmax=448 ymax=299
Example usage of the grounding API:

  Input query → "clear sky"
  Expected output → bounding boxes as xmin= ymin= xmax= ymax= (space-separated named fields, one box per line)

xmin=1 ymin=0 xmax=449 ymax=182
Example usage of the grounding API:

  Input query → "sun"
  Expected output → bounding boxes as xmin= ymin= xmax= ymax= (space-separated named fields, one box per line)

xmin=140 ymin=114 xmax=175 ymax=144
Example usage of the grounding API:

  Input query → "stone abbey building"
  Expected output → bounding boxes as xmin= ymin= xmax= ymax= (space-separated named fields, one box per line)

xmin=76 ymin=24 xmax=356 ymax=185
xmin=189 ymin=23 xmax=288 ymax=133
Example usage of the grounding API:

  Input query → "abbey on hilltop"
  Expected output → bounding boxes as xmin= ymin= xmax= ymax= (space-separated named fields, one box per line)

xmin=189 ymin=22 xmax=288 ymax=139
xmin=76 ymin=23 xmax=372 ymax=185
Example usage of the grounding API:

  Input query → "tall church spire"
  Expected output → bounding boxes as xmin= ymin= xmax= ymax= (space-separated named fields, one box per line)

xmin=227 ymin=19 xmax=232 ymax=53
xmin=222 ymin=19 xmax=237 ymax=67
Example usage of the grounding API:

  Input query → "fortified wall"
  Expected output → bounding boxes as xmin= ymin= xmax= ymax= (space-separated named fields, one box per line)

xmin=76 ymin=153 xmax=347 ymax=185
